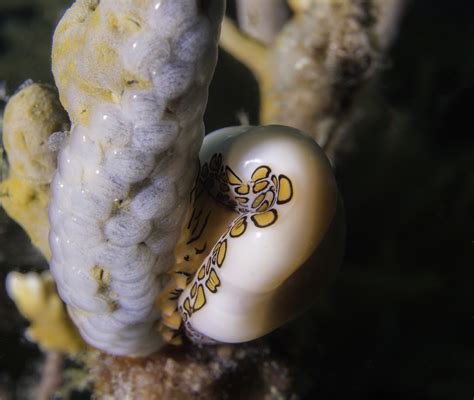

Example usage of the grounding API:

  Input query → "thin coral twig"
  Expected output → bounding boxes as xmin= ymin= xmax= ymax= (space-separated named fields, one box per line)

xmin=220 ymin=17 xmax=269 ymax=83
xmin=37 ymin=352 xmax=63 ymax=400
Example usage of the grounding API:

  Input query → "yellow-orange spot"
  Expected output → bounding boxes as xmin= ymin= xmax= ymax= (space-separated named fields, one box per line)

xmin=251 ymin=209 xmax=278 ymax=228
xmin=252 ymin=193 xmax=265 ymax=209
xmin=272 ymin=175 xmax=278 ymax=187
xmin=193 ymin=285 xmax=206 ymax=311
xmin=277 ymin=175 xmax=293 ymax=204
xmin=122 ymin=70 xmax=151 ymax=90
xmin=230 ymin=217 xmax=247 ymax=238
xmin=236 ymin=197 xmax=248 ymax=204
xmin=93 ymin=43 xmax=118 ymax=69
xmin=206 ymin=269 xmax=221 ymax=293
xmin=251 ymin=166 xmax=270 ymax=181
xmin=191 ymin=283 xmax=197 ymax=298
xmin=253 ymin=181 xmax=269 ymax=193
xmin=226 ymin=167 xmax=242 ymax=185
xmin=198 ymin=266 xmax=206 ymax=280
xmin=217 ymin=240 xmax=227 ymax=267
xmin=77 ymin=105 xmax=91 ymax=126
xmin=256 ymin=200 xmax=270 ymax=213
xmin=205 ymin=258 xmax=211 ymax=273
xmin=235 ymin=184 xmax=249 ymax=195
xmin=91 ymin=265 xmax=111 ymax=286
xmin=106 ymin=11 xmax=120 ymax=31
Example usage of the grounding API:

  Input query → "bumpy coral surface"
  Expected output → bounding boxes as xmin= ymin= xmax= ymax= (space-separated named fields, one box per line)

xmin=89 ymin=342 xmax=294 ymax=400
xmin=0 ymin=83 xmax=69 ymax=259
xmin=49 ymin=0 xmax=225 ymax=356
xmin=221 ymin=0 xmax=383 ymax=161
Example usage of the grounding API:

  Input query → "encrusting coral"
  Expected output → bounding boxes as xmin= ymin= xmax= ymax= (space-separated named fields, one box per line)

xmin=0 ymin=83 xmax=85 ymax=355
xmin=88 ymin=342 xmax=294 ymax=399
xmin=0 ymin=83 xmax=69 ymax=259
xmin=5 ymin=271 xmax=84 ymax=354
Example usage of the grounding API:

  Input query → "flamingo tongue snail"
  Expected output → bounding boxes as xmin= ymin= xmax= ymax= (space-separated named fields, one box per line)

xmin=171 ymin=125 xmax=344 ymax=344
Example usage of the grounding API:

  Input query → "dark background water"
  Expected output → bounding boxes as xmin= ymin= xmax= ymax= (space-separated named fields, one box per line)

xmin=0 ymin=0 xmax=473 ymax=399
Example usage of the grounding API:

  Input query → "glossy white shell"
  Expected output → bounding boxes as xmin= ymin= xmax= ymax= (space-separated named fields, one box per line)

xmin=178 ymin=125 xmax=344 ymax=343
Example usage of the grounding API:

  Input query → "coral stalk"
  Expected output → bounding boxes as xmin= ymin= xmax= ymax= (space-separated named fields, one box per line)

xmin=6 ymin=271 xmax=85 ymax=354
xmin=220 ymin=0 xmax=409 ymax=162
xmin=49 ymin=0 xmax=225 ymax=356
xmin=235 ymin=0 xmax=289 ymax=45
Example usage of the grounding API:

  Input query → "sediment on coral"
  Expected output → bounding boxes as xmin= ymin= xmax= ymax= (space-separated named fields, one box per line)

xmin=221 ymin=0 xmax=409 ymax=163
xmin=0 ymin=83 xmax=69 ymax=259
xmin=89 ymin=342 xmax=295 ymax=400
